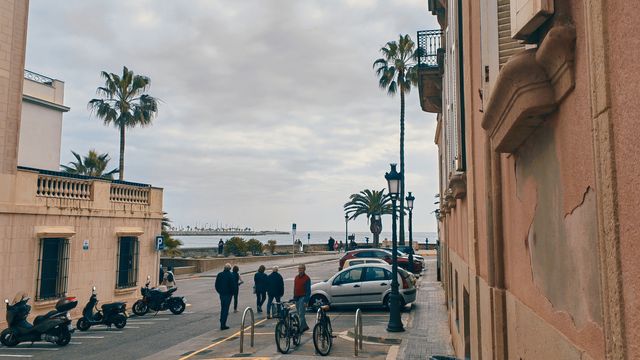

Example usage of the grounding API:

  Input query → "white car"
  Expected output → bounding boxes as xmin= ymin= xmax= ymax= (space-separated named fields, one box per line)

xmin=309 ymin=264 xmax=417 ymax=310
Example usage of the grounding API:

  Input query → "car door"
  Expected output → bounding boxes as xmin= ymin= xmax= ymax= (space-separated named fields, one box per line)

xmin=359 ymin=267 xmax=392 ymax=304
xmin=329 ymin=267 xmax=364 ymax=305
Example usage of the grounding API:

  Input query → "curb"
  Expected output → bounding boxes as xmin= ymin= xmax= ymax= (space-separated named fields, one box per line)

xmin=344 ymin=330 xmax=403 ymax=345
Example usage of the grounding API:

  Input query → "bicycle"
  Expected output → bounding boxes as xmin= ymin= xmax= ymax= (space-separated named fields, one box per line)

xmin=274 ymin=300 xmax=301 ymax=354
xmin=312 ymin=304 xmax=333 ymax=356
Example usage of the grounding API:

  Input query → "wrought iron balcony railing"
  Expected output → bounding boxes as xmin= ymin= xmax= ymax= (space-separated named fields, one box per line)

xmin=24 ymin=69 xmax=54 ymax=85
xmin=416 ymin=29 xmax=443 ymax=68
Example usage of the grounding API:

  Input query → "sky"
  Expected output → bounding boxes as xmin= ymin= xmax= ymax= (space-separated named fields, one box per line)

xmin=25 ymin=0 xmax=440 ymax=232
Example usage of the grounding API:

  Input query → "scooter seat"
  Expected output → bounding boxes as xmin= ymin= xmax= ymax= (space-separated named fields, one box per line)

xmin=101 ymin=302 xmax=125 ymax=312
xmin=34 ymin=309 xmax=58 ymax=325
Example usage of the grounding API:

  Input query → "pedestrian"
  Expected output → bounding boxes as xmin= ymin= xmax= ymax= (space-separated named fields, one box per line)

xmin=333 ymin=240 xmax=338 ymax=253
xmin=293 ymin=264 xmax=311 ymax=333
xmin=159 ymin=265 xmax=165 ymax=286
xmin=339 ymin=241 xmax=343 ymax=253
xmin=162 ymin=266 xmax=176 ymax=289
xmin=215 ymin=263 xmax=234 ymax=330
xmin=231 ymin=265 xmax=243 ymax=313
xmin=298 ymin=239 xmax=304 ymax=253
xmin=383 ymin=237 xmax=390 ymax=249
xmin=254 ymin=265 xmax=268 ymax=313
xmin=266 ymin=265 xmax=284 ymax=319
xmin=218 ymin=238 xmax=224 ymax=256
xmin=327 ymin=237 xmax=334 ymax=252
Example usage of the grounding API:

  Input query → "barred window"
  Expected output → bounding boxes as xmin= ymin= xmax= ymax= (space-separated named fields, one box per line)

xmin=116 ymin=237 xmax=139 ymax=288
xmin=36 ymin=238 xmax=70 ymax=300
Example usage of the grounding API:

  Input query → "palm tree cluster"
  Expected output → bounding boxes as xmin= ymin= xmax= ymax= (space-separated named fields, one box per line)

xmin=61 ymin=150 xmax=118 ymax=179
xmin=89 ymin=66 xmax=159 ymax=181
xmin=162 ymin=213 xmax=183 ymax=257
xmin=371 ymin=34 xmax=420 ymax=245
xmin=343 ymin=189 xmax=395 ymax=247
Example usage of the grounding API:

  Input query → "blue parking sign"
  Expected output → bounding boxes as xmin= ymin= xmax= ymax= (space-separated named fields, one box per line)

xmin=156 ymin=235 xmax=165 ymax=251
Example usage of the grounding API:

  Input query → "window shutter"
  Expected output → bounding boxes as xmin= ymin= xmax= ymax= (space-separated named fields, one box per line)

xmin=498 ymin=0 xmax=525 ymax=68
xmin=510 ymin=0 xmax=554 ymax=40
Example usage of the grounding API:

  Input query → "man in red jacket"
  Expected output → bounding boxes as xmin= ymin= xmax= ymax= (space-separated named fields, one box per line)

xmin=293 ymin=264 xmax=311 ymax=332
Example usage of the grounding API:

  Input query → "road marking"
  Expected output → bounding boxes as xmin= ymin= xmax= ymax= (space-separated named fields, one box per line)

xmin=122 ymin=322 xmax=155 ymax=325
xmin=69 ymin=342 xmax=82 ymax=345
xmin=0 ymin=355 xmax=33 ymax=358
xmin=74 ymin=336 xmax=104 ymax=339
xmin=178 ymin=318 xmax=269 ymax=360
xmin=0 ymin=348 xmax=58 ymax=351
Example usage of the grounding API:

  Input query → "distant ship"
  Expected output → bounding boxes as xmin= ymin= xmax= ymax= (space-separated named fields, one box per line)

xmin=167 ymin=229 xmax=290 ymax=236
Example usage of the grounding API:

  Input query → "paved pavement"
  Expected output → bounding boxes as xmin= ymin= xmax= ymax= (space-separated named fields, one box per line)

xmin=397 ymin=258 xmax=455 ymax=360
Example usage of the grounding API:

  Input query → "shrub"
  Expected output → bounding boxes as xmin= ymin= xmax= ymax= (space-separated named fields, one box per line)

xmin=246 ymin=239 xmax=263 ymax=255
xmin=224 ymin=237 xmax=247 ymax=256
xmin=161 ymin=230 xmax=182 ymax=257
xmin=266 ymin=239 xmax=277 ymax=254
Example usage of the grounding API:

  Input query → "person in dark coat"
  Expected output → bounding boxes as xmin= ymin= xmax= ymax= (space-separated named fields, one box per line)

xmin=328 ymin=237 xmax=335 ymax=252
xmin=218 ymin=239 xmax=224 ymax=255
xmin=266 ymin=266 xmax=284 ymax=319
xmin=215 ymin=263 xmax=234 ymax=330
xmin=231 ymin=265 xmax=243 ymax=313
xmin=254 ymin=265 xmax=268 ymax=313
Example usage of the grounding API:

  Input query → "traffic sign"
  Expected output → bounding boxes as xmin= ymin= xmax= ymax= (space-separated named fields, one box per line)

xmin=156 ymin=235 xmax=165 ymax=251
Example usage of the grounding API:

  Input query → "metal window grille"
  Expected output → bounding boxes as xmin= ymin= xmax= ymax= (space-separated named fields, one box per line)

xmin=36 ymin=238 xmax=69 ymax=300
xmin=116 ymin=237 xmax=139 ymax=288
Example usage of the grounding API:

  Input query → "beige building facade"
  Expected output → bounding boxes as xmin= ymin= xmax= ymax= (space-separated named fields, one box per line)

xmin=0 ymin=0 xmax=163 ymax=323
xmin=418 ymin=0 xmax=638 ymax=359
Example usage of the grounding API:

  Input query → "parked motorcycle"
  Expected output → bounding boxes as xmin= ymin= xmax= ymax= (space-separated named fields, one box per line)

xmin=132 ymin=276 xmax=185 ymax=316
xmin=76 ymin=287 xmax=127 ymax=331
xmin=0 ymin=292 xmax=77 ymax=347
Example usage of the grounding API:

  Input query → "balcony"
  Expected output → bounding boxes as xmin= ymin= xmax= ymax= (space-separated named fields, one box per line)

xmin=13 ymin=167 xmax=162 ymax=218
xmin=416 ymin=29 xmax=444 ymax=113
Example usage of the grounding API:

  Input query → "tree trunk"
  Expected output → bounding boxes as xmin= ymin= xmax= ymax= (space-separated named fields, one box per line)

xmin=370 ymin=216 xmax=382 ymax=248
xmin=399 ymin=87 xmax=406 ymax=245
xmin=119 ymin=125 xmax=125 ymax=180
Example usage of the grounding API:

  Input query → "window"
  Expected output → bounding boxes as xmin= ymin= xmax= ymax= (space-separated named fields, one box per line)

xmin=350 ymin=260 xmax=365 ymax=266
xmin=373 ymin=250 xmax=390 ymax=259
xmin=116 ymin=237 xmax=139 ymax=288
xmin=363 ymin=267 xmax=391 ymax=282
xmin=36 ymin=238 xmax=70 ymax=300
xmin=334 ymin=268 xmax=364 ymax=285
xmin=354 ymin=251 xmax=372 ymax=258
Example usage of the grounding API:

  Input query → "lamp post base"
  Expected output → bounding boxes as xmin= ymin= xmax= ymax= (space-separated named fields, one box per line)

xmin=386 ymin=293 xmax=405 ymax=332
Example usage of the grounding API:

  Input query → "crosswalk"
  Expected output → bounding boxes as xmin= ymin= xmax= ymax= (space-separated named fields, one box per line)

xmin=0 ymin=314 xmax=174 ymax=359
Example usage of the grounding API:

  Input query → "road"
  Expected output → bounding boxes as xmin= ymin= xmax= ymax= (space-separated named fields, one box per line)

xmin=0 ymin=253 xmax=400 ymax=359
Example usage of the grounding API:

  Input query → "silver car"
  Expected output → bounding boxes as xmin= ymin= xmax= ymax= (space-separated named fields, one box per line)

xmin=309 ymin=264 xmax=417 ymax=310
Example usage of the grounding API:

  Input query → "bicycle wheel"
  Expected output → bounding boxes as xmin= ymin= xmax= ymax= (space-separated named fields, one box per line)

xmin=275 ymin=321 xmax=291 ymax=354
xmin=326 ymin=316 xmax=333 ymax=337
xmin=290 ymin=314 xmax=301 ymax=346
xmin=313 ymin=323 xmax=332 ymax=356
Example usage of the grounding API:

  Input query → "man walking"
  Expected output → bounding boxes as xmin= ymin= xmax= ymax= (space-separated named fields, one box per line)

xmin=293 ymin=264 xmax=311 ymax=332
xmin=266 ymin=266 xmax=284 ymax=319
xmin=254 ymin=265 xmax=268 ymax=313
xmin=215 ymin=263 xmax=234 ymax=330
xmin=218 ymin=239 xmax=224 ymax=256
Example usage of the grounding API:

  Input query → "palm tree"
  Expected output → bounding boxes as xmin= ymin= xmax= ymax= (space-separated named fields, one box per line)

xmin=60 ymin=150 xmax=119 ymax=179
xmin=373 ymin=34 xmax=419 ymax=245
xmin=161 ymin=212 xmax=182 ymax=257
xmin=344 ymin=189 xmax=394 ymax=247
xmin=88 ymin=66 xmax=158 ymax=180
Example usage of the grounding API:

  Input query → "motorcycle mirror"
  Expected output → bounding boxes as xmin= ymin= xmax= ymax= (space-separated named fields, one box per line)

xmin=147 ymin=275 xmax=151 ymax=281
xmin=92 ymin=286 xmax=96 ymax=291
xmin=3 ymin=299 xmax=8 ymax=304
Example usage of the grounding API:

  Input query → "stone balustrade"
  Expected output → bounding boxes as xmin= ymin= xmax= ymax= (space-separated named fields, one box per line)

xmin=36 ymin=174 xmax=92 ymax=200
xmin=110 ymin=184 xmax=150 ymax=204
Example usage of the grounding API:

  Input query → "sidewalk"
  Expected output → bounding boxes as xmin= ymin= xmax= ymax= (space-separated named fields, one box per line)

xmin=398 ymin=258 xmax=454 ymax=360
xmin=175 ymin=252 xmax=341 ymax=280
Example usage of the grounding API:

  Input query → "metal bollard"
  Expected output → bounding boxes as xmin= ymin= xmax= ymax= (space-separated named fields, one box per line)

xmin=354 ymin=308 xmax=363 ymax=356
xmin=239 ymin=307 xmax=255 ymax=353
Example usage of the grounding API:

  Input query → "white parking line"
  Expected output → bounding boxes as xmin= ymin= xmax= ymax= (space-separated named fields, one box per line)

xmin=74 ymin=336 xmax=104 ymax=339
xmin=122 ymin=322 xmax=155 ymax=325
xmin=0 ymin=348 xmax=58 ymax=351
xmin=0 ymin=355 xmax=33 ymax=358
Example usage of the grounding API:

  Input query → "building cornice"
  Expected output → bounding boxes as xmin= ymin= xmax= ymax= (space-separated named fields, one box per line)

xmin=22 ymin=94 xmax=70 ymax=112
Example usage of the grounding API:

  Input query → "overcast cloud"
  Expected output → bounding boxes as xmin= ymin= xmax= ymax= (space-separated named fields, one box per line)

xmin=25 ymin=0 xmax=440 ymax=232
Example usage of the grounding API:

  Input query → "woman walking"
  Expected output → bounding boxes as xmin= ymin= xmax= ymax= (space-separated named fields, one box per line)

xmin=254 ymin=265 xmax=268 ymax=313
xmin=231 ymin=265 xmax=243 ymax=313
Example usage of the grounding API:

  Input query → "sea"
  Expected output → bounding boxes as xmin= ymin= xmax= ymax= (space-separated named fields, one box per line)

xmin=176 ymin=230 xmax=438 ymax=249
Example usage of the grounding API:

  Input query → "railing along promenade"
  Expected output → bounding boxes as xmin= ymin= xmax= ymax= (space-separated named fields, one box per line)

xmin=167 ymin=230 xmax=290 ymax=237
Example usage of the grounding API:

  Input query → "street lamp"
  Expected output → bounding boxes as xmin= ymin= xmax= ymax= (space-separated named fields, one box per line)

xmin=385 ymin=163 xmax=404 ymax=332
xmin=406 ymin=192 xmax=415 ymax=273
xmin=345 ymin=214 xmax=349 ymax=246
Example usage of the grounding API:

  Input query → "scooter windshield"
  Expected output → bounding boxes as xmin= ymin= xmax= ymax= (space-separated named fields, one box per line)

xmin=11 ymin=292 xmax=29 ymax=305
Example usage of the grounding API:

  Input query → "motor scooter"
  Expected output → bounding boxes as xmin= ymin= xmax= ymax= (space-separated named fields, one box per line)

xmin=76 ymin=287 xmax=127 ymax=331
xmin=132 ymin=276 xmax=185 ymax=316
xmin=0 ymin=292 xmax=77 ymax=347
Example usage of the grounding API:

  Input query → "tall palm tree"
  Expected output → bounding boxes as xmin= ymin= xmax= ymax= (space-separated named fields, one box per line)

xmin=60 ymin=150 xmax=119 ymax=179
xmin=344 ymin=189 xmax=394 ymax=247
xmin=88 ymin=66 xmax=158 ymax=180
xmin=373 ymin=34 xmax=419 ymax=245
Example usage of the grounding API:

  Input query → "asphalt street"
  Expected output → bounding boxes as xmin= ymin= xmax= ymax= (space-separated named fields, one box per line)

xmin=0 ymin=253 xmax=398 ymax=360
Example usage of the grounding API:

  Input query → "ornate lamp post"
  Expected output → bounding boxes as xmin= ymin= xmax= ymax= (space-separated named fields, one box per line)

xmin=406 ymin=192 xmax=415 ymax=273
xmin=345 ymin=214 xmax=349 ymax=246
xmin=385 ymin=164 xmax=404 ymax=332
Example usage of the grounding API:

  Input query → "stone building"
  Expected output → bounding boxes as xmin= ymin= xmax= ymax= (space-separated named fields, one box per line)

xmin=417 ymin=0 xmax=637 ymax=359
xmin=0 ymin=0 xmax=163 ymax=323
